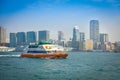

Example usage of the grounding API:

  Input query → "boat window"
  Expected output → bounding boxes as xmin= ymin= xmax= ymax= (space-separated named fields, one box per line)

xmin=28 ymin=45 xmax=38 ymax=48
xmin=27 ymin=51 xmax=48 ymax=53
xmin=39 ymin=46 xmax=43 ymax=49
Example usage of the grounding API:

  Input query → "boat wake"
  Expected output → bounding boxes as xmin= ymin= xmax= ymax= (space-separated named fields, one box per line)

xmin=0 ymin=54 xmax=20 ymax=58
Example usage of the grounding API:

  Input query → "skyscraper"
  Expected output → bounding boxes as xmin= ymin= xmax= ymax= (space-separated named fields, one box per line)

xmin=38 ymin=30 xmax=50 ymax=42
xmin=58 ymin=31 xmax=65 ymax=46
xmin=100 ymin=33 xmax=109 ymax=44
xmin=80 ymin=32 xmax=85 ymax=42
xmin=72 ymin=26 xmax=80 ymax=50
xmin=90 ymin=20 xmax=99 ymax=42
xmin=90 ymin=20 xmax=99 ymax=49
xmin=10 ymin=33 xmax=17 ymax=47
xmin=0 ymin=26 xmax=6 ymax=44
xmin=72 ymin=26 xmax=80 ymax=41
xmin=27 ymin=31 xmax=36 ymax=44
xmin=58 ymin=31 xmax=64 ymax=41
xmin=79 ymin=32 xmax=85 ymax=50
xmin=17 ymin=32 xmax=26 ymax=45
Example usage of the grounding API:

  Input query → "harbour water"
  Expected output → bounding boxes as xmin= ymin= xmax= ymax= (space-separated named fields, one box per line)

xmin=0 ymin=52 xmax=120 ymax=80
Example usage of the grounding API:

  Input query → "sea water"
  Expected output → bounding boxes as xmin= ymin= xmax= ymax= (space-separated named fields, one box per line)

xmin=0 ymin=52 xmax=120 ymax=80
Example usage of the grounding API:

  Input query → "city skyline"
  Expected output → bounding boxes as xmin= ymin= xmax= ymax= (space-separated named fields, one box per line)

xmin=0 ymin=0 xmax=120 ymax=42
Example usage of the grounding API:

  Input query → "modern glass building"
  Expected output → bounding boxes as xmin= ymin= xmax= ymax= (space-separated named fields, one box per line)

xmin=38 ymin=30 xmax=50 ymax=42
xmin=27 ymin=31 xmax=36 ymax=44
xmin=58 ymin=31 xmax=64 ymax=41
xmin=90 ymin=20 xmax=99 ymax=42
xmin=58 ymin=31 xmax=64 ymax=46
xmin=90 ymin=20 xmax=100 ymax=49
xmin=17 ymin=32 xmax=26 ymax=45
xmin=80 ymin=32 xmax=85 ymax=42
xmin=10 ymin=33 xmax=17 ymax=47
xmin=72 ymin=26 xmax=80 ymax=42
xmin=100 ymin=33 xmax=109 ymax=44
xmin=0 ymin=26 xmax=6 ymax=44
xmin=72 ymin=26 xmax=80 ymax=50
xmin=79 ymin=32 xmax=85 ymax=50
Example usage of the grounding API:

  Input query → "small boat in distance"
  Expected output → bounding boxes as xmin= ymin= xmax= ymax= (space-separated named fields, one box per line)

xmin=0 ymin=46 xmax=15 ymax=52
xmin=21 ymin=41 xmax=68 ymax=58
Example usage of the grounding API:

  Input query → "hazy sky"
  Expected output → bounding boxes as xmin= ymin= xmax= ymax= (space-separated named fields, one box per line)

xmin=0 ymin=0 xmax=120 ymax=42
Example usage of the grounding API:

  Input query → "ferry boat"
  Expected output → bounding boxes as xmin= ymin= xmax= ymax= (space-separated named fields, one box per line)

xmin=21 ymin=42 xmax=68 ymax=58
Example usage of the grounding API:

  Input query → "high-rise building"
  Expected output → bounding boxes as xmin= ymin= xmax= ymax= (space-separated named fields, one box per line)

xmin=58 ymin=31 xmax=64 ymax=41
xmin=80 ymin=32 xmax=85 ymax=42
xmin=17 ymin=32 xmax=26 ymax=45
xmin=0 ymin=26 xmax=6 ymax=44
xmin=79 ymin=32 xmax=85 ymax=50
xmin=67 ymin=38 xmax=72 ymax=48
xmin=90 ymin=20 xmax=100 ymax=49
xmin=27 ymin=31 xmax=36 ymax=44
xmin=72 ymin=26 xmax=80 ymax=41
xmin=72 ymin=26 xmax=80 ymax=50
xmin=100 ymin=33 xmax=109 ymax=44
xmin=58 ymin=31 xmax=65 ymax=46
xmin=10 ymin=33 xmax=17 ymax=47
xmin=38 ymin=30 xmax=50 ymax=42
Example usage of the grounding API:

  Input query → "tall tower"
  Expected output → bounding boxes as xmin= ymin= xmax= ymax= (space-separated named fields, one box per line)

xmin=38 ymin=30 xmax=50 ymax=42
xmin=90 ymin=20 xmax=99 ymax=42
xmin=72 ymin=26 xmax=80 ymax=50
xmin=58 ymin=31 xmax=65 ymax=46
xmin=58 ymin=31 xmax=64 ymax=42
xmin=79 ymin=32 xmax=85 ymax=50
xmin=10 ymin=33 xmax=17 ymax=47
xmin=0 ymin=26 xmax=6 ymax=44
xmin=27 ymin=31 xmax=36 ymax=44
xmin=90 ymin=20 xmax=100 ymax=49
xmin=72 ymin=26 xmax=80 ymax=42
xmin=17 ymin=32 xmax=26 ymax=45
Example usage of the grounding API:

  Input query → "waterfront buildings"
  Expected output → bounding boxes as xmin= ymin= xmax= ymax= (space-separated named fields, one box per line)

xmin=80 ymin=32 xmax=85 ymax=42
xmin=27 ymin=31 xmax=36 ymax=44
xmin=100 ymin=33 xmax=109 ymax=44
xmin=100 ymin=42 xmax=115 ymax=51
xmin=114 ymin=41 xmax=120 ymax=51
xmin=99 ymin=33 xmax=110 ymax=50
xmin=72 ymin=26 xmax=80 ymax=50
xmin=58 ymin=31 xmax=64 ymax=42
xmin=17 ymin=32 xmax=26 ymax=45
xmin=85 ymin=39 xmax=93 ymax=50
xmin=10 ymin=33 xmax=17 ymax=47
xmin=58 ymin=31 xmax=65 ymax=46
xmin=0 ymin=26 xmax=6 ymax=44
xmin=72 ymin=26 xmax=80 ymax=41
xmin=90 ymin=20 xmax=100 ymax=49
xmin=79 ymin=32 xmax=85 ymax=50
xmin=72 ymin=26 xmax=86 ymax=51
xmin=67 ymin=38 xmax=72 ymax=48
xmin=5 ymin=19 xmax=119 ymax=52
xmin=9 ymin=30 xmax=50 ymax=46
xmin=38 ymin=30 xmax=50 ymax=42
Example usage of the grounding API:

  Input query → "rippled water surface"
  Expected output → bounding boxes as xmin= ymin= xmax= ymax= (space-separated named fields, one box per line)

xmin=0 ymin=52 xmax=120 ymax=80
